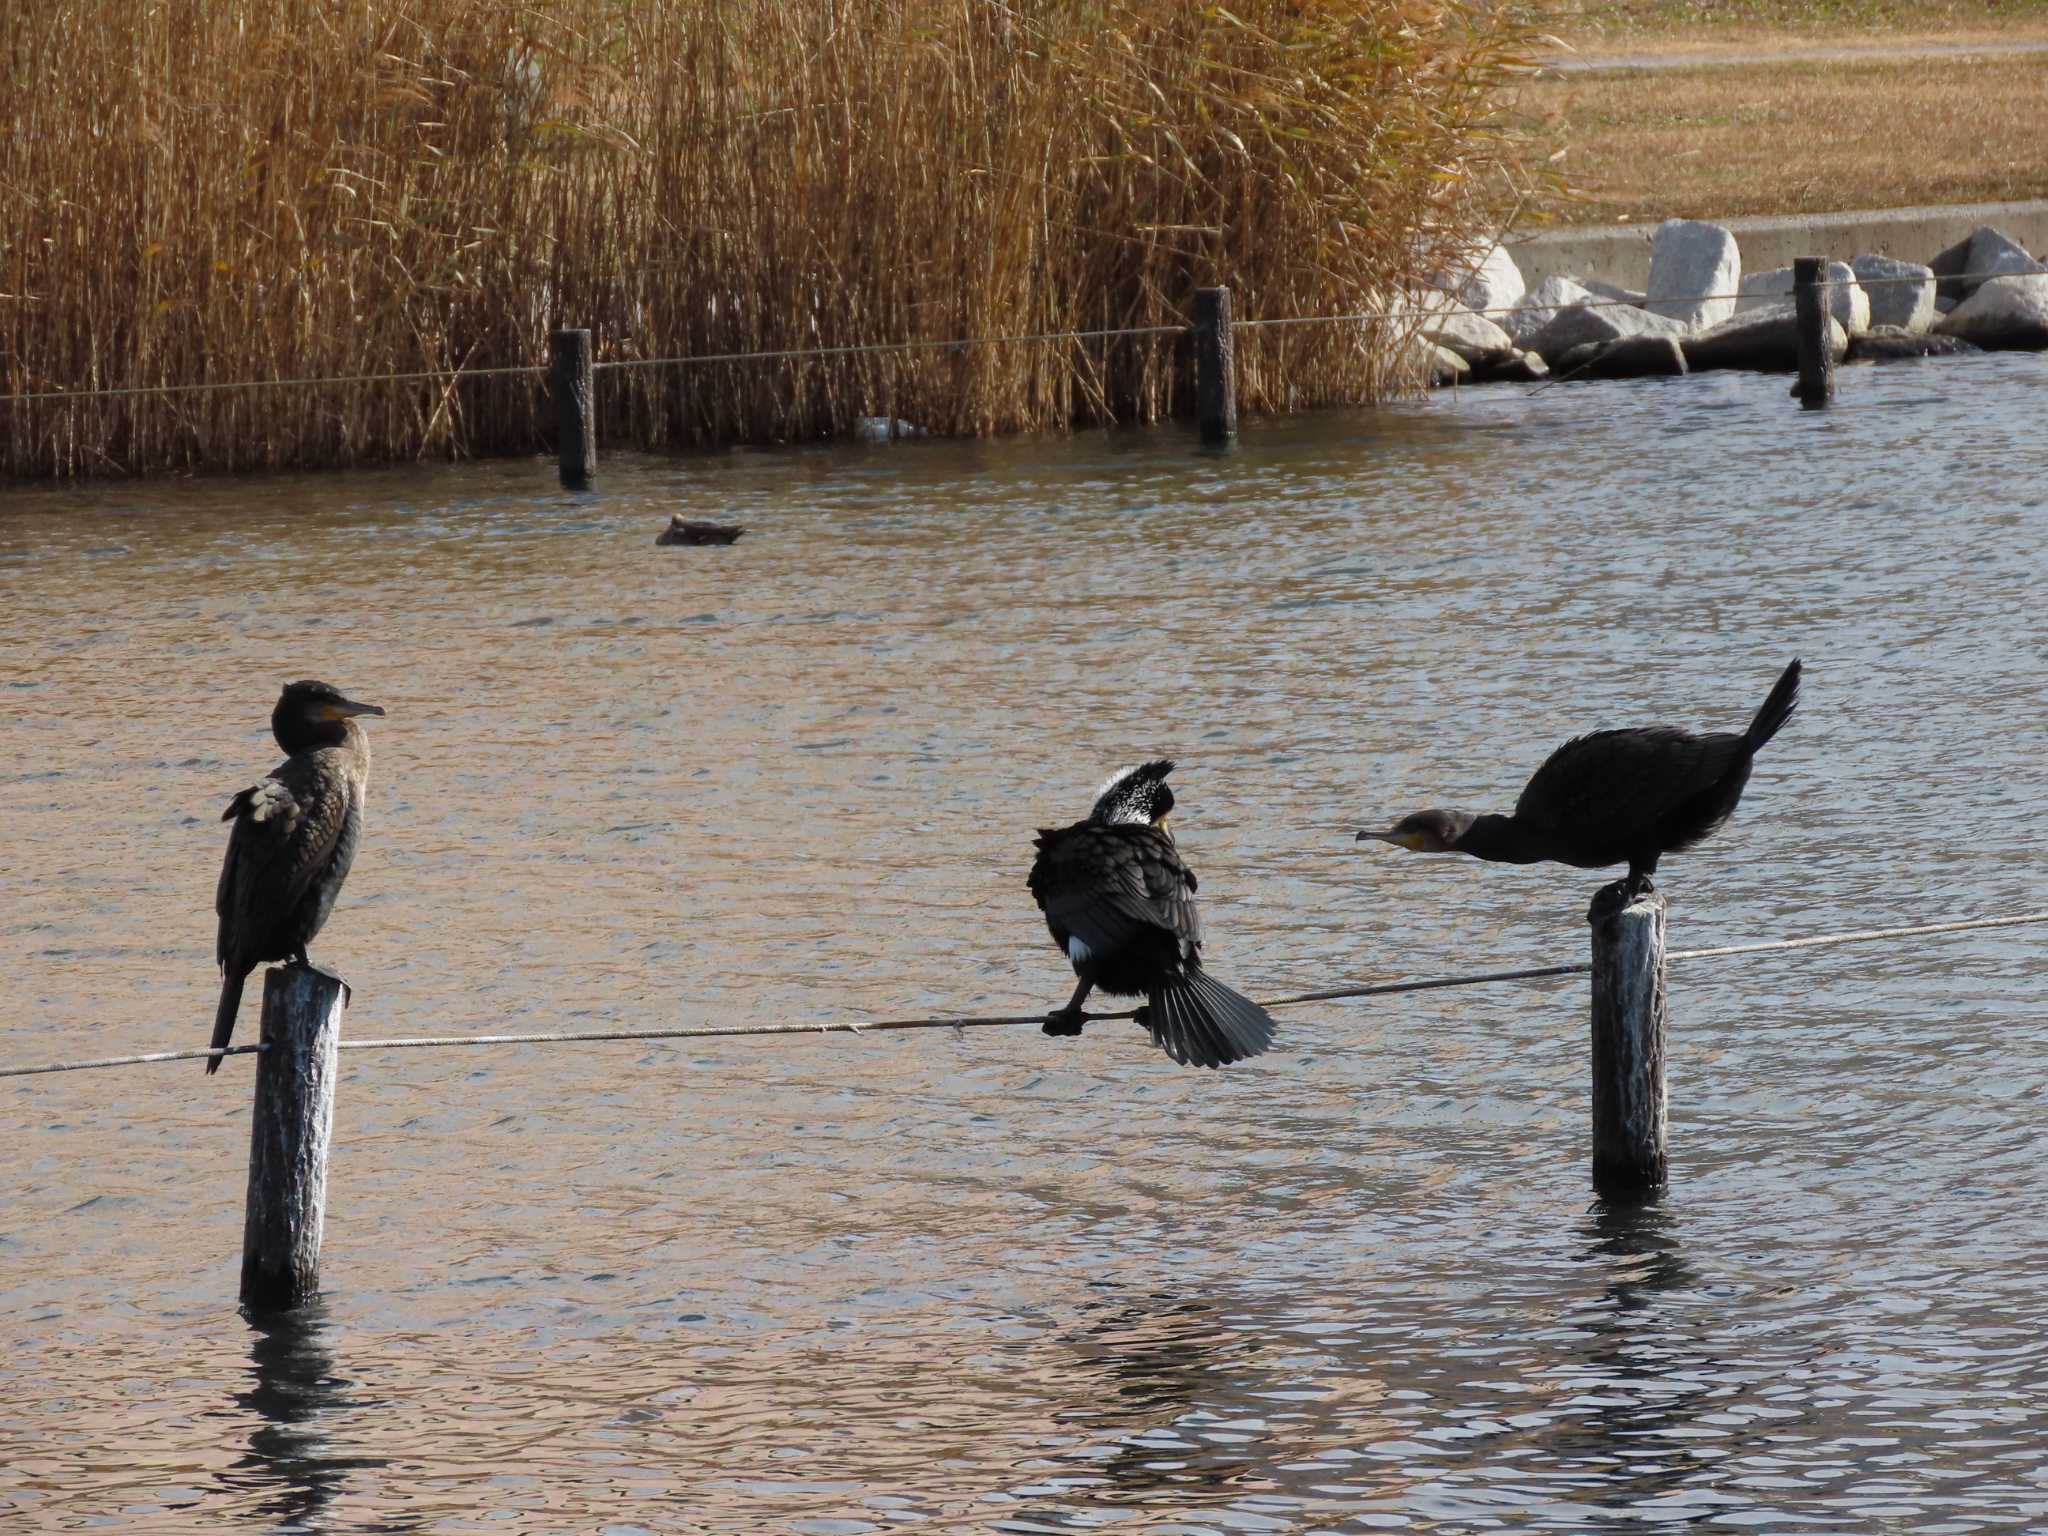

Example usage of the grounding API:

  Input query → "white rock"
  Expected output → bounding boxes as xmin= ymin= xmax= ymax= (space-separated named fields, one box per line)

xmin=1734 ymin=262 xmax=1870 ymax=335
xmin=1644 ymin=219 xmax=1740 ymax=332
xmin=1684 ymin=306 xmax=1847 ymax=373
xmin=1581 ymin=277 xmax=1648 ymax=305
xmin=1961 ymin=227 xmax=2043 ymax=295
xmin=1396 ymin=334 xmax=1471 ymax=388
xmin=1850 ymin=255 xmax=1937 ymax=333
xmin=1433 ymin=239 xmax=1525 ymax=317
xmin=1933 ymin=274 xmax=2048 ymax=350
xmin=1506 ymin=275 xmax=1595 ymax=345
xmin=1525 ymin=302 xmax=1689 ymax=364
xmin=1420 ymin=305 xmax=1515 ymax=364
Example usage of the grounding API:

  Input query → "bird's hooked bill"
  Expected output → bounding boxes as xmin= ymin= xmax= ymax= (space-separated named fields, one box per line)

xmin=329 ymin=697 xmax=385 ymax=720
xmin=1356 ymin=826 xmax=1417 ymax=849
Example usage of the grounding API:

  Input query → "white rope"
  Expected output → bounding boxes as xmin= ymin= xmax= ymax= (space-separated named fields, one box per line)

xmin=4 ymin=910 xmax=2041 ymax=1080
xmin=1 ymin=270 xmax=2003 ymax=405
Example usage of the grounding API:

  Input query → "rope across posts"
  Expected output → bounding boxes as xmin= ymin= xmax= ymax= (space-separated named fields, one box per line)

xmin=1793 ymin=257 xmax=1836 ymax=407
xmin=550 ymin=328 xmax=596 ymax=488
xmin=1587 ymin=888 xmax=1669 ymax=1195
xmin=241 ymin=966 xmax=345 ymax=1312
xmin=1194 ymin=287 xmax=1238 ymax=445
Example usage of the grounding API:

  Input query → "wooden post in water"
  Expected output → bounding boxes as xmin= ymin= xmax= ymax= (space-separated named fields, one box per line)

xmin=1194 ymin=287 xmax=1237 ymax=445
xmin=1792 ymin=257 xmax=1834 ymax=407
xmin=1587 ymin=886 xmax=1668 ymax=1196
xmin=550 ymin=327 xmax=596 ymax=487
xmin=241 ymin=966 xmax=346 ymax=1312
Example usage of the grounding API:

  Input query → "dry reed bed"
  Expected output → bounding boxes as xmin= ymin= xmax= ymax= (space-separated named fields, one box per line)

xmin=1 ymin=0 xmax=1544 ymax=478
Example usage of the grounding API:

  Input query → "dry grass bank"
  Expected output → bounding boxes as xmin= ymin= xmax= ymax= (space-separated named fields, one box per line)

xmin=1553 ymin=0 xmax=2045 ymax=45
xmin=0 ymin=1 xmax=1547 ymax=479
xmin=1513 ymin=53 xmax=2048 ymax=223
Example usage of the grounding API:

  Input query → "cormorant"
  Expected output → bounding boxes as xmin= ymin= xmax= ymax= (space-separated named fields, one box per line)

xmin=1359 ymin=659 xmax=1801 ymax=899
xmin=1029 ymin=760 xmax=1276 ymax=1069
xmin=208 ymin=680 xmax=384 ymax=1074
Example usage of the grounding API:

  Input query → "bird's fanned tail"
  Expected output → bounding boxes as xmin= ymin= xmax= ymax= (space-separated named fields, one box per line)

xmin=1745 ymin=659 xmax=1802 ymax=750
xmin=1146 ymin=966 xmax=1276 ymax=1068
xmin=208 ymin=969 xmax=245 ymax=1076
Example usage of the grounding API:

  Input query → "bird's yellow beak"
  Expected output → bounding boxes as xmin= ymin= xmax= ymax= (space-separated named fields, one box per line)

xmin=1154 ymin=813 xmax=1171 ymax=833
xmin=322 ymin=697 xmax=386 ymax=721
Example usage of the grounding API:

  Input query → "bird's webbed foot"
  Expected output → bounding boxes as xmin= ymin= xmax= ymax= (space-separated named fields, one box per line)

xmin=1131 ymin=1004 xmax=1152 ymax=1028
xmin=1625 ymin=873 xmax=1658 ymax=901
xmin=1042 ymin=1008 xmax=1087 ymax=1038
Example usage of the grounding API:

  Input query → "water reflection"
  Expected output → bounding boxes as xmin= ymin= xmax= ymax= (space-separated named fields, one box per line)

xmin=224 ymin=1303 xmax=393 ymax=1531
xmin=1025 ymin=1288 xmax=1265 ymax=1518
xmin=5 ymin=354 xmax=2047 ymax=1531
xmin=1584 ymin=1195 xmax=1690 ymax=1318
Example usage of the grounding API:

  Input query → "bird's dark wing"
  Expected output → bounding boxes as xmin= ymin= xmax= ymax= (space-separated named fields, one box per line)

xmin=1515 ymin=726 xmax=1746 ymax=848
xmin=1030 ymin=823 xmax=1201 ymax=961
xmin=216 ymin=757 xmax=352 ymax=969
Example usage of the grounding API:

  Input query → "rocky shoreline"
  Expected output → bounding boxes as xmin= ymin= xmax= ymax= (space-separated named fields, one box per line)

xmin=1411 ymin=219 xmax=2048 ymax=388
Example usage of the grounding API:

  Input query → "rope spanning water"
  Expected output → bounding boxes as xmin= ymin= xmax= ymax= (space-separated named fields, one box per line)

xmin=1 ymin=271 xmax=2015 ymax=406
xmin=4 ymin=910 xmax=2042 ymax=1081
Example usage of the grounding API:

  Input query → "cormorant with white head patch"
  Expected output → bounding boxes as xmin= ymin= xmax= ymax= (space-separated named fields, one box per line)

xmin=1028 ymin=760 xmax=1276 ymax=1069
xmin=208 ymin=680 xmax=384 ymax=1073
xmin=1358 ymin=659 xmax=1801 ymax=900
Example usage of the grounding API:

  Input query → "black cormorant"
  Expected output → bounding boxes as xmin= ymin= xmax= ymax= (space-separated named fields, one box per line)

xmin=1359 ymin=659 xmax=1801 ymax=899
xmin=1029 ymin=760 xmax=1276 ymax=1069
xmin=208 ymin=680 xmax=384 ymax=1074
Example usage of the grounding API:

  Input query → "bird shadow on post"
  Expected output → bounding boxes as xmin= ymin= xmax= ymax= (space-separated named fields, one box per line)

xmin=242 ymin=965 xmax=346 ymax=1314
xmin=1587 ymin=884 xmax=1669 ymax=1198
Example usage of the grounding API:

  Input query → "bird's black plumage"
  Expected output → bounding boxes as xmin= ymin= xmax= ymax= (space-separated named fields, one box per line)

xmin=209 ymin=681 xmax=383 ymax=1074
xmin=1362 ymin=659 xmax=1801 ymax=898
xmin=1029 ymin=761 xmax=1275 ymax=1069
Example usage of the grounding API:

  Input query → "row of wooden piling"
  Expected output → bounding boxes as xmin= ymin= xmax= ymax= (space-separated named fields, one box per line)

xmin=548 ymin=261 xmax=1845 ymax=489
xmin=233 ymin=885 xmax=1673 ymax=1313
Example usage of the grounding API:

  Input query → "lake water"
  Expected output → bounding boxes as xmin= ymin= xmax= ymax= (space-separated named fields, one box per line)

xmin=3 ymin=353 xmax=2046 ymax=1533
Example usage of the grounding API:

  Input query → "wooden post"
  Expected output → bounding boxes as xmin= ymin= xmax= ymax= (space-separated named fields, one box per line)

xmin=1587 ymin=886 xmax=1668 ymax=1196
xmin=1193 ymin=287 xmax=1237 ymax=445
xmin=550 ymin=327 xmax=595 ymax=487
xmin=241 ymin=966 xmax=346 ymax=1312
xmin=1792 ymin=257 xmax=1834 ymax=407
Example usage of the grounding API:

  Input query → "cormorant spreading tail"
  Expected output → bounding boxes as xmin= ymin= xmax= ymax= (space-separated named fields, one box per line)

xmin=1147 ymin=967 xmax=1276 ymax=1069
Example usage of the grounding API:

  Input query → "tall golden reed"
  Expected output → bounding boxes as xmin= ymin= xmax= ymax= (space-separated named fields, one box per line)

xmin=1 ymin=0 xmax=1544 ymax=478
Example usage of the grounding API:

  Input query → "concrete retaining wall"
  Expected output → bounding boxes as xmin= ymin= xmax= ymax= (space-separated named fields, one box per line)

xmin=1509 ymin=201 xmax=2048 ymax=292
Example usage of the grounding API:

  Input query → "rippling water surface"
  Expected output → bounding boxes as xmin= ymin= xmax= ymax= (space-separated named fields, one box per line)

xmin=3 ymin=355 xmax=2046 ymax=1533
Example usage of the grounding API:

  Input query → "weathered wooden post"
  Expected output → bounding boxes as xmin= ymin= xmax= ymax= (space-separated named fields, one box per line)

xmin=1587 ymin=886 xmax=1668 ymax=1195
xmin=1792 ymin=257 xmax=1834 ymax=407
xmin=1193 ymin=287 xmax=1237 ymax=445
xmin=241 ymin=966 xmax=345 ymax=1312
xmin=550 ymin=327 xmax=596 ymax=487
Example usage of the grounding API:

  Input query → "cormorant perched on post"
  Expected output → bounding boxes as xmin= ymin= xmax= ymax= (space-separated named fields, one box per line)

xmin=1029 ymin=761 xmax=1276 ymax=1069
xmin=1359 ymin=659 xmax=1801 ymax=899
xmin=208 ymin=681 xmax=384 ymax=1074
